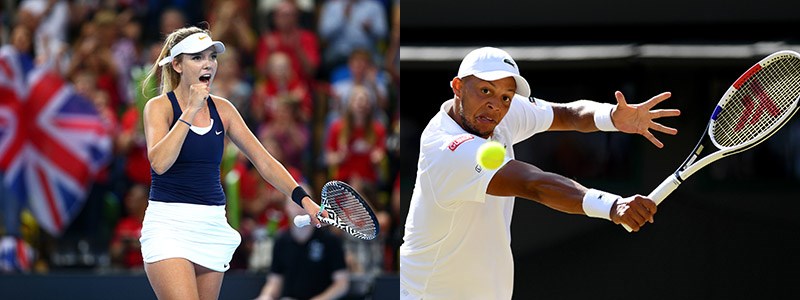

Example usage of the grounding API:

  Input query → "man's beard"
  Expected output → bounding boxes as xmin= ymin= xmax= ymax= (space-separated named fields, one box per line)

xmin=458 ymin=105 xmax=491 ymax=138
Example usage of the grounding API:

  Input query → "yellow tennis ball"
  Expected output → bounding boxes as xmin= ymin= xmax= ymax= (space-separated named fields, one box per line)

xmin=476 ymin=141 xmax=506 ymax=170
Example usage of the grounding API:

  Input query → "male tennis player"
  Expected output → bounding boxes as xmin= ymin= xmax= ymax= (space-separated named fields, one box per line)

xmin=400 ymin=47 xmax=681 ymax=299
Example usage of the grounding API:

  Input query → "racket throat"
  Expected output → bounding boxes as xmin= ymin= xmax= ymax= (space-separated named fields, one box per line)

xmin=682 ymin=145 xmax=704 ymax=173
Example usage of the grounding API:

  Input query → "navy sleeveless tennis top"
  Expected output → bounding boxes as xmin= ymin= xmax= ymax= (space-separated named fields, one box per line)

xmin=149 ymin=91 xmax=226 ymax=205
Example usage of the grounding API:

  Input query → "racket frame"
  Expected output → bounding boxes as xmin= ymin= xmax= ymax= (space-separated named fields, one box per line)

xmin=622 ymin=50 xmax=800 ymax=231
xmin=295 ymin=181 xmax=380 ymax=240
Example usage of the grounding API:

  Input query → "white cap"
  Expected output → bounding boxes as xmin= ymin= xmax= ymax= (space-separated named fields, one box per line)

xmin=457 ymin=47 xmax=531 ymax=97
xmin=158 ymin=32 xmax=226 ymax=66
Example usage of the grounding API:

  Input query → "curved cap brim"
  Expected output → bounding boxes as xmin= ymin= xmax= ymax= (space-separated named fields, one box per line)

xmin=472 ymin=71 xmax=531 ymax=98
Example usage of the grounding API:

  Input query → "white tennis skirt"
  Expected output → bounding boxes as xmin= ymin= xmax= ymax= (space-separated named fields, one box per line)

xmin=140 ymin=200 xmax=242 ymax=272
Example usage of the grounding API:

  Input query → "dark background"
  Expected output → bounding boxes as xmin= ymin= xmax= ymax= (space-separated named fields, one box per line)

xmin=400 ymin=1 xmax=800 ymax=299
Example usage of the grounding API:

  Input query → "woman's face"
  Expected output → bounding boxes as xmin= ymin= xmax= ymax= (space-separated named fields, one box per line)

xmin=174 ymin=47 xmax=218 ymax=87
xmin=349 ymin=88 xmax=372 ymax=117
xmin=267 ymin=53 xmax=291 ymax=80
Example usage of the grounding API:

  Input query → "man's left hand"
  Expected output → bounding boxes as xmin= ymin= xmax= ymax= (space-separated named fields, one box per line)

xmin=611 ymin=91 xmax=681 ymax=148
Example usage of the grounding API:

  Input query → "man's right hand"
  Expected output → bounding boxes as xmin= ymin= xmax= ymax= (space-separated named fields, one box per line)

xmin=611 ymin=195 xmax=657 ymax=232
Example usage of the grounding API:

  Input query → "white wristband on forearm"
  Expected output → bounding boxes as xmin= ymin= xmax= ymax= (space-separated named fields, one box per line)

xmin=582 ymin=189 xmax=620 ymax=220
xmin=593 ymin=103 xmax=619 ymax=132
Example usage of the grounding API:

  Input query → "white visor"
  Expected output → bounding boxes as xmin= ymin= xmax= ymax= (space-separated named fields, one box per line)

xmin=457 ymin=47 xmax=531 ymax=97
xmin=157 ymin=32 xmax=226 ymax=66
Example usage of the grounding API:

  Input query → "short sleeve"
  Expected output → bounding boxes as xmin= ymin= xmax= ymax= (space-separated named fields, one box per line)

xmin=419 ymin=134 xmax=511 ymax=209
xmin=500 ymin=94 xmax=554 ymax=144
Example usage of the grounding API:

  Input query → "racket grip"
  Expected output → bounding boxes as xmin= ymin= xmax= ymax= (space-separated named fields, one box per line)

xmin=622 ymin=173 xmax=682 ymax=232
xmin=647 ymin=173 xmax=682 ymax=205
xmin=294 ymin=215 xmax=311 ymax=228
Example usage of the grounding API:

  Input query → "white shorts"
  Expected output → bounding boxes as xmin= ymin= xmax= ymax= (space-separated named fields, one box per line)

xmin=140 ymin=200 xmax=242 ymax=272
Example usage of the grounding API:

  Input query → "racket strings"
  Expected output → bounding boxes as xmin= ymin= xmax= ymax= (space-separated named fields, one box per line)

xmin=713 ymin=56 xmax=800 ymax=148
xmin=322 ymin=183 xmax=378 ymax=238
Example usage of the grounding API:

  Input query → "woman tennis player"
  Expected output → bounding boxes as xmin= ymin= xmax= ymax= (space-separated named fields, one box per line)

xmin=139 ymin=25 xmax=323 ymax=300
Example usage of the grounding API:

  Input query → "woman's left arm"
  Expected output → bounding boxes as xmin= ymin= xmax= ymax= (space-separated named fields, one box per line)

xmin=216 ymin=96 xmax=322 ymax=223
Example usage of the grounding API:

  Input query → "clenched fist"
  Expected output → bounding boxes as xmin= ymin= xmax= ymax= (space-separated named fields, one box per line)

xmin=189 ymin=83 xmax=210 ymax=110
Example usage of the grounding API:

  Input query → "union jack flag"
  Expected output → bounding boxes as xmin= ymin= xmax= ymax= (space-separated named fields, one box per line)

xmin=0 ymin=46 xmax=112 ymax=236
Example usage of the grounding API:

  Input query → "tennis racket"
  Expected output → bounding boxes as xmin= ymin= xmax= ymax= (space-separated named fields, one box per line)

xmin=623 ymin=50 xmax=800 ymax=232
xmin=293 ymin=180 xmax=380 ymax=240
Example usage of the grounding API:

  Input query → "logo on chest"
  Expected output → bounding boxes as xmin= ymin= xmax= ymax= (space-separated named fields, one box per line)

xmin=448 ymin=134 xmax=474 ymax=151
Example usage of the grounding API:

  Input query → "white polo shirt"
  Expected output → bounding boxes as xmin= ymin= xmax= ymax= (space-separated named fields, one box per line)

xmin=400 ymin=95 xmax=554 ymax=300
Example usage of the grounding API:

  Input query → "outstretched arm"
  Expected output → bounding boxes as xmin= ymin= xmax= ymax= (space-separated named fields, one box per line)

xmin=548 ymin=91 xmax=681 ymax=148
xmin=487 ymin=160 xmax=657 ymax=231
xmin=218 ymin=96 xmax=325 ymax=226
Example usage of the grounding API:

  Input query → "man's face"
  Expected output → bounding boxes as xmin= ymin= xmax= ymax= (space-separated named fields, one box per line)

xmin=451 ymin=75 xmax=516 ymax=138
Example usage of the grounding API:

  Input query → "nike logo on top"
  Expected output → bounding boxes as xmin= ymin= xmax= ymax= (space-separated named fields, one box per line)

xmin=199 ymin=35 xmax=207 ymax=40
xmin=216 ymin=130 xmax=223 ymax=135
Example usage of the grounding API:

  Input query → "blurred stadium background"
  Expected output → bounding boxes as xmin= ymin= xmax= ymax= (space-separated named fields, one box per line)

xmin=401 ymin=0 xmax=800 ymax=299
xmin=0 ymin=0 xmax=400 ymax=299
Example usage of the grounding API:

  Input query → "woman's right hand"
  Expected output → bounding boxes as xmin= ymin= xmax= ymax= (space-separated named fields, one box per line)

xmin=189 ymin=83 xmax=210 ymax=111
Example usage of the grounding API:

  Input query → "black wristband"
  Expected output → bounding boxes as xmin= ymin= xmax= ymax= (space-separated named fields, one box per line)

xmin=177 ymin=118 xmax=192 ymax=127
xmin=291 ymin=186 xmax=310 ymax=206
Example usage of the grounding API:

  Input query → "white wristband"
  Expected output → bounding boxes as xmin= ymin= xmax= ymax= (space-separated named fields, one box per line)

xmin=582 ymin=189 xmax=620 ymax=220
xmin=593 ymin=103 xmax=618 ymax=132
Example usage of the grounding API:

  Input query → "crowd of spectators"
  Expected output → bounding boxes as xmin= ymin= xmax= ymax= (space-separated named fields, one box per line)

xmin=0 ymin=0 xmax=401 ymax=294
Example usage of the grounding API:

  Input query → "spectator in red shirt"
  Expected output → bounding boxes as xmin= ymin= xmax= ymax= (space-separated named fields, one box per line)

xmin=251 ymin=52 xmax=313 ymax=124
xmin=254 ymin=0 xmax=320 ymax=88
xmin=325 ymin=84 xmax=386 ymax=184
xmin=258 ymin=98 xmax=310 ymax=171
xmin=110 ymin=183 xmax=149 ymax=270
xmin=117 ymin=102 xmax=151 ymax=186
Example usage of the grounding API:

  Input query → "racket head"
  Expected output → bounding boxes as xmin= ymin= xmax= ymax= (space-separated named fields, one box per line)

xmin=709 ymin=50 xmax=800 ymax=152
xmin=320 ymin=180 xmax=380 ymax=240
